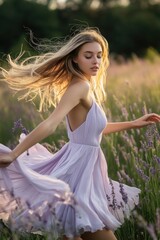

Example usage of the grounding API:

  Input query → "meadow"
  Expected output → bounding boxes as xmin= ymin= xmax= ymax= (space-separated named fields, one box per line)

xmin=0 ymin=52 xmax=160 ymax=239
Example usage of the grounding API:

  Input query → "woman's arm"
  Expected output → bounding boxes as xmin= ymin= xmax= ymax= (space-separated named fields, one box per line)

xmin=103 ymin=113 xmax=160 ymax=135
xmin=0 ymin=81 xmax=90 ymax=167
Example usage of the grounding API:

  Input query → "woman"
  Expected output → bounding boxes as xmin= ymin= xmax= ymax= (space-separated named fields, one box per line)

xmin=0 ymin=28 xmax=159 ymax=240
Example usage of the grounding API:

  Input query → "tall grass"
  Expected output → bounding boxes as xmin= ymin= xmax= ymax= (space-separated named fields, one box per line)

xmin=0 ymin=56 xmax=160 ymax=239
xmin=103 ymin=56 xmax=160 ymax=240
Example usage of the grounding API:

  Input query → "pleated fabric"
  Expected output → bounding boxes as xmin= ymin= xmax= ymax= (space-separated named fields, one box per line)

xmin=0 ymin=100 xmax=140 ymax=238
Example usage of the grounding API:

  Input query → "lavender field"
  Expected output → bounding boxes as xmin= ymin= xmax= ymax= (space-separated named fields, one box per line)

xmin=0 ymin=55 xmax=160 ymax=239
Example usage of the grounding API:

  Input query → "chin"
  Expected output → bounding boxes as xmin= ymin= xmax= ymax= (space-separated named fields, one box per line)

xmin=91 ymin=73 xmax=98 ymax=76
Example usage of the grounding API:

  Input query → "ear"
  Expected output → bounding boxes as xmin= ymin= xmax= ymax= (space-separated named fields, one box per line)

xmin=72 ymin=56 xmax=78 ymax=64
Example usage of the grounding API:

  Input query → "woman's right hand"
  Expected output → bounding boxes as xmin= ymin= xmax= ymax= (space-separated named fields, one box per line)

xmin=0 ymin=152 xmax=15 ymax=168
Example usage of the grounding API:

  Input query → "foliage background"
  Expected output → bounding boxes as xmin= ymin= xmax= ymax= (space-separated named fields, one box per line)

xmin=0 ymin=0 xmax=160 ymax=59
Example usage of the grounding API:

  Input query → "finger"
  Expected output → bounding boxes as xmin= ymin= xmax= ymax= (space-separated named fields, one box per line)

xmin=147 ymin=117 xmax=159 ymax=122
xmin=150 ymin=114 xmax=160 ymax=119
xmin=147 ymin=117 xmax=160 ymax=122
xmin=146 ymin=113 xmax=160 ymax=119
xmin=144 ymin=121 xmax=155 ymax=126
xmin=149 ymin=114 xmax=160 ymax=119
xmin=152 ymin=118 xmax=160 ymax=122
xmin=136 ymin=122 xmax=153 ymax=128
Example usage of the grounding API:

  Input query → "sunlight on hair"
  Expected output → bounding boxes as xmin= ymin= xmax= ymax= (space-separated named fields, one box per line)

xmin=1 ymin=27 xmax=109 ymax=112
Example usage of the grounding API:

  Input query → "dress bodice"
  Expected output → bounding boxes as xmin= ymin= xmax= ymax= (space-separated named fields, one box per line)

xmin=66 ymin=101 xmax=107 ymax=147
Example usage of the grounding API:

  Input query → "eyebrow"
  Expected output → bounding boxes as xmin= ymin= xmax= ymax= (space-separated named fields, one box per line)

xmin=84 ymin=51 xmax=102 ymax=54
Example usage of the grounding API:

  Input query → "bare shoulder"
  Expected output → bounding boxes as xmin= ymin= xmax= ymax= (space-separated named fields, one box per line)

xmin=56 ymin=79 xmax=91 ymax=113
xmin=68 ymin=79 xmax=90 ymax=99
xmin=69 ymin=79 xmax=90 ymax=90
xmin=49 ymin=80 xmax=90 ymax=123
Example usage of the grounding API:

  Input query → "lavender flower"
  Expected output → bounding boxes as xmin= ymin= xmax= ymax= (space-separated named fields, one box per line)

xmin=135 ymin=165 xmax=150 ymax=181
xmin=153 ymin=155 xmax=160 ymax=165
xmin=109 ymin=179 xmax=118 ymax=210
xmin=12 ymin=118 xmax=29 ymax=135
xmin=111 ymin=146 xmax=120 ymax=167
xmin=121 ymin=132 xmax=134 ymax=148
xmin=149 ymin=167 xmax=156 ymax=175
xmin=133 ymin=211 xmax=158 ymax=240
xmin=117 ymin=171 xmax=124 ymax=182
xmin=145 ymin=124 xmax=160 ymax=149
xmin=137 ymin=157 xmax=150 ymax=169
xmin=142 ymin=102 xmax=148 ymax=115
xmin=3 ymin=191 xmax=75 ymax=237
xmin=121 ymin=107 xmax=129 ymax=120
xmin=119 ymin=183 xmax=128 ymax=204
xmin=120 ymin=169 xmax=135 ymax=185
xmin=12 ymin=118 xmax=30 ymax=155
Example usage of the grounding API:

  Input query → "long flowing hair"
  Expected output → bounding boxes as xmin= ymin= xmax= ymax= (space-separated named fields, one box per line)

xmin=1 ymin=27 xmax=109 ymax=111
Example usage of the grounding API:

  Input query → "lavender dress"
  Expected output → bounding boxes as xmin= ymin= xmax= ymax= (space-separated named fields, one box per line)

xmin=0 ymin=100 xmax=140 ymax=238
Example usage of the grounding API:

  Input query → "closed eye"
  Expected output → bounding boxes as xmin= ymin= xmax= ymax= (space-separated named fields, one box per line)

xmin=85 ymin=56 xmax=92 ymax=59
xmin=85 ymin=55 xmax=102 ymax=59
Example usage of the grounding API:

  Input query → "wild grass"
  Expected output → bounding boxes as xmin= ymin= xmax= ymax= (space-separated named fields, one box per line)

xmin=0 ymin=55 xmax=160 ymax=239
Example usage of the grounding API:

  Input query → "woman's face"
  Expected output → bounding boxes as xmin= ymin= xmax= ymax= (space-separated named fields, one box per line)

xmin=74 ymin=41 xmax=102 ymax=80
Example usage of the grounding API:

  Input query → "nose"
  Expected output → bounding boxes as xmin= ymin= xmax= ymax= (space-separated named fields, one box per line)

xmin=92 ymin=56 xmax=99 ymax=65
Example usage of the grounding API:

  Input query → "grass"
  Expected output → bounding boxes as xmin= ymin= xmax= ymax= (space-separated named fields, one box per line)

xmin=0 ymin=56 xmax=160 ymax=239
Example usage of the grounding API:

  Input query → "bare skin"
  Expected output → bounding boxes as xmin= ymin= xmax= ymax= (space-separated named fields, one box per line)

xmin=0 ymin=42 xmax=160 ymax=240
xmin=63 ymin=229 xmax=117 ymax=240
xmin=81 ymin=229 xmax=117 ymax=240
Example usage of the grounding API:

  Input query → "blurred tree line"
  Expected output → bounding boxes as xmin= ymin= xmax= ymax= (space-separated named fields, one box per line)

xmin=0 ymin=0 xmax=160 ymax=59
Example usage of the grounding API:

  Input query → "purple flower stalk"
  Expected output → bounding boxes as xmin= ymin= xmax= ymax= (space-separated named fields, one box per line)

xmin=120 ymin=169 xmax=135 ymax=185
xmin=109 ymin=179 xmax=117 ymax=210
xmin=119 ymin=183 xmax=128 ymax=204
xmin=12 ymin=118 xmax=30 ymax=155
xmin=135 ymin=166 xmax=150 ymax=182
xmin=133 ymin=211 xmax=158 ymax=240
xmin=153 ymin=155 xmax=160 ymax=165
xmin=12 ymin=118 xmax=29 ymax=135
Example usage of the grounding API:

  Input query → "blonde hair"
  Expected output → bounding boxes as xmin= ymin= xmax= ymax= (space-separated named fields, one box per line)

xmin=1 ymin=27 xmax=109 ymax=111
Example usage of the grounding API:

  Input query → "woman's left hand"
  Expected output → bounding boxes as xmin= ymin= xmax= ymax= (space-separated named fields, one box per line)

xmin=132 ymin=113 xmax=160 ymax=128
xmin=0 ymin=152 xmax=14 ymax=168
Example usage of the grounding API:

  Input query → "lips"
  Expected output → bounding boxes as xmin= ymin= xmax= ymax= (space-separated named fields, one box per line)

xmin=91 ymin=67 xmax=99 ymax=70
